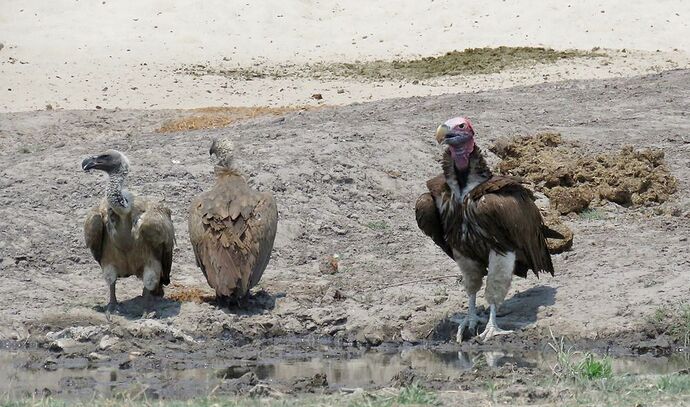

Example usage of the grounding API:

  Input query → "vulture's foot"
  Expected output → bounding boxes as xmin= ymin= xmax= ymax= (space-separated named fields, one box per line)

xmin=478 ymin=303 xmax=513 ymax=342
xmin=453 ymin=293 xmax=486 ymax=342
xmin=105 ymin=301 xmax=121 ymax=321
xmin=478 ymin=324 xmax=513 ymax=342
xmin=141 ymin=289 xmax=158 ymax=319
xmin=454 ymin=313 xmax=487 ymax=342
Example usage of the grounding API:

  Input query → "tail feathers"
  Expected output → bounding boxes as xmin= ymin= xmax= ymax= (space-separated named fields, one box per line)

xmin=542 ymin=225 xmax=565 ymax=240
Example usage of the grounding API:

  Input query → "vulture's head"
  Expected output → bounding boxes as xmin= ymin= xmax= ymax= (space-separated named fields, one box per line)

xmin=435 ymin=116 xmax=475 ymax=170
xmin=81 ymin=150 xmax=130 ymax=174
xmin=209 ymin=138 xmax=235 ymax=167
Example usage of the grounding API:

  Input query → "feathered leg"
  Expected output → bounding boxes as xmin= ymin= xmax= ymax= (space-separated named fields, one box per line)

xmin=479 ymin=250 xmax=515 ymax=341
xmin=454 ymin=256 xmax=486 ymax=342
xmin=141 ymin=260 xmax=162 ymax=317
xmin=103 ymin=265 xmax=119 ymax=320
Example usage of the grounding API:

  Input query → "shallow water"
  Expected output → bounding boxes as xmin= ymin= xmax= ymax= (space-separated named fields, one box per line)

xmin=1 ymin=346 xmax=687 ymax=399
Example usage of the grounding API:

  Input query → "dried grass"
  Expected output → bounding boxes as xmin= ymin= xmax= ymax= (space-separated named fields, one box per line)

xmin=156 ymin=106 xmax=315 ymax=133
xmin=167 ymin=284 xmax=215 ymax=303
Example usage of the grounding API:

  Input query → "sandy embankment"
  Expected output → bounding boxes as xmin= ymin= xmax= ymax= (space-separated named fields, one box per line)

xmin=1 ymin=0 xmax=690 ymax=112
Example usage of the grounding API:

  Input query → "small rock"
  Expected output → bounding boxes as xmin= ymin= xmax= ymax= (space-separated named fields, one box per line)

xmin=292 ymin=373 xmax=328 ymax=393
xmin=88 ymin=352 xmax=110 ymax=362
xmin=99 ymin=334 xmax=119 ymax=350
xmin=322 ymin=287 xmax=345 ymax=303
xmin=330 ymin=225 xmax=347 ymax=235
xmin=311 ymin=93 xmax=323 ymax=100
xmin=319 ymin=254 xmax=339 ymax=274
xmin=45 ymin=104 xmax=53 ymax=110
xmin=49 ymin=338 xmax=79 ymax=352
xmin=357 ymin=327 xmax=384 ymax=346
xmin=337 ymin=89 xmax=345 ymax=94
xmin=43 ymin=359 xmax=57 ymax=371
xmin=248 ymin=383 xmax=279 ymax=397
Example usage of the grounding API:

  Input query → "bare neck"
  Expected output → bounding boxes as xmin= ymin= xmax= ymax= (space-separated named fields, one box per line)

xmin=442 ymin=147 xmax=492 ymax=201
xmin=106 ymin=169 xmax=130 ymax=212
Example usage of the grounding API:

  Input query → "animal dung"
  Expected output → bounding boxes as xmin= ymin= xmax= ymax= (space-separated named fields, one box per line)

xmin=491 ymin=133 xmax=678 ymax=213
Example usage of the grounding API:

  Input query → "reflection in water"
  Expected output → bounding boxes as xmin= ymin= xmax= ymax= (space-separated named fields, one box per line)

xmin=0 ymin=347 xmax=688 ymax=398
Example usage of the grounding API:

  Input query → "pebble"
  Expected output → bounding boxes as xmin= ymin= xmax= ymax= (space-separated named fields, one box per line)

xmin=99 ymin=334 xmax=119 ymax=350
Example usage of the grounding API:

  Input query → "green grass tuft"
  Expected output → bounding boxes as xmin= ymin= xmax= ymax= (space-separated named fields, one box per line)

xmin=365 ymin=220 xmax=389 ymax=230
xmin=648 ymin=303 xmax=690 ymax=346
xmin=577 ymin=353 xmax=612 ymax=380
xmin=350 ymin=384 xmax=439 ymax=407
xmin=396 ymin=384 xmax=439 ymax=405
xmin=547 ymin=329 xmax=613 ymax=382
xmin=579 ymin=208 xmax=605 ymax=221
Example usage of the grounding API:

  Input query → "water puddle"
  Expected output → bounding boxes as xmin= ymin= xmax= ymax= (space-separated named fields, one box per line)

xmin=1 ymin=346 xmax=687 ymax=399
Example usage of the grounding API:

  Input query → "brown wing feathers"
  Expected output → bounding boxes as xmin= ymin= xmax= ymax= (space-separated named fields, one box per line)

xmin=466 ymin=180 xmax=554 ymax=277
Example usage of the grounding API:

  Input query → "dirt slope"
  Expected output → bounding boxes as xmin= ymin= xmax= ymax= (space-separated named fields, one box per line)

xmin=0 ymin=70 xmax=689 ymax=348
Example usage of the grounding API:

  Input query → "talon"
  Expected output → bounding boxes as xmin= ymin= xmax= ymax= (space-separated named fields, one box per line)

xmin=105 ymin=301 xmax=119 ymax=322
xmin=478 ymin=325 xmax=513 ymax=342
xmin=456 ymin=315 xmax=479 ymax=342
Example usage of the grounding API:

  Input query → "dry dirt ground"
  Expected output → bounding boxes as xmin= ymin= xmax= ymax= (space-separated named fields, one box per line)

xmin=0 ymin=69 xmax=689 ymax=401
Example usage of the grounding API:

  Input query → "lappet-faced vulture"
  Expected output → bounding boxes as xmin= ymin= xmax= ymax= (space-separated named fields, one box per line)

xmin=188 ymin=139 xmax=278 ymax=303
xmin=415 ymin=117 xmax=561 ymax=342
xmin=82 ymin=150 xmax=175 ymax=316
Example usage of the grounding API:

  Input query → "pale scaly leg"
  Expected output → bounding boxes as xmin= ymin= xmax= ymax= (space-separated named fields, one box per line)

xmin=454 ymin=254 xmax=486 ymax=342
xmin=479 ymin=250 xmax=515 ymax=342
xmin=456 ymin=293 xmax=481 ymax=342
xmin=103 ymin=265 xmax=119 ymax=321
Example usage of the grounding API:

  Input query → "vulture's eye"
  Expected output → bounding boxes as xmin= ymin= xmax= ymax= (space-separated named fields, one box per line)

xmin=459 ymin=123 xmax=465 ymax=129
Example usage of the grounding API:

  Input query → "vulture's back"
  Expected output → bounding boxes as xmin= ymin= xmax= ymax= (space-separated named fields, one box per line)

xmin=188 ymin=173 xmax=278 ymax=299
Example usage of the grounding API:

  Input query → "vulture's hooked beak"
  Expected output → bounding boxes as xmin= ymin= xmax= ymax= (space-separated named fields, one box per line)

xmin=435 ymin=124 xmax=473 ymax=146
xmin=82 ymin=156 xmax=111 ymax=172
xmin=81 ymin=156 xmax=98 ymax=171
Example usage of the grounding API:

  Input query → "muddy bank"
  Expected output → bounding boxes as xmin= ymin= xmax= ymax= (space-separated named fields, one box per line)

xmin=1 ymin=334 xmax=688 ymax=401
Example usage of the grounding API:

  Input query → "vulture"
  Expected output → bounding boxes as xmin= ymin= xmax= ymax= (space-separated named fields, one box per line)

xmin=82 ymin=150 xmax=175 ymax=315
xmin=188 ymin=139 xmax=278 ymax=303
xmin=415 ymin=117 xmax=559 ymax=342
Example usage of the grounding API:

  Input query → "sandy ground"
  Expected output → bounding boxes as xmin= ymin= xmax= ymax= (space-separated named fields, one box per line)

xmin=1 ymin=69 xmax=689 ymax=347
xmin=1 ymin=1 xmax=690 ymax=402
xmin=0 ymin=69 xmax=689 ymax=401
xmin=2 ymin=0 xmax=690 ymax=111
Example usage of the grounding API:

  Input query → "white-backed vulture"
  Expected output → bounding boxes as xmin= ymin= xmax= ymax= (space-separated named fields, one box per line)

xmin=188 ymin=139 xmax=278 ymax=303
xmin=415 ymin=117 xmax=559 ymax=342
xmin=82 ymin=150 xmax=175 ymax=315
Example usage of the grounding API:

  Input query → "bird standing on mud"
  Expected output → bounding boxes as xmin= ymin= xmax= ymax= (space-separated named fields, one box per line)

xmin=82 ymin=150 xmax=175 ymax=317
xmin=415 ymin=117 xmax=557 ymax=342
xmin=188 ymin=139 xmax=278 ymax=304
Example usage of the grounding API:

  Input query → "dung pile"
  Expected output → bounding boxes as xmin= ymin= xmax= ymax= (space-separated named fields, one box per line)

xmin=490 ymin=133 xmax=678 ymax=214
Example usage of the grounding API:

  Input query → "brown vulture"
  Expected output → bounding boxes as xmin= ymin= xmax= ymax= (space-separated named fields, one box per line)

xmin=188 ymin=139 xmax=278 ymax=303
xmin=415 ymin=117 xmax=558 ymax=342
xmin=82 ymin=150 xmax=175 ymax=316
